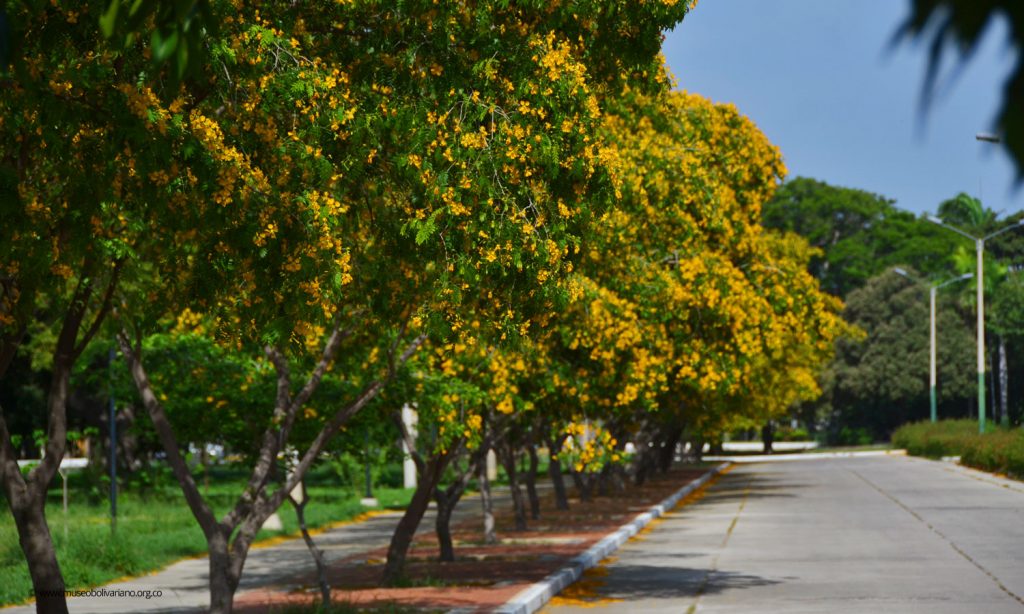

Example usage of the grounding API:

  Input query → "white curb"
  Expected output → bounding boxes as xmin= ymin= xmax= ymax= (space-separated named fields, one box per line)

xmin=703 ymin=449 xmax=905 ymax=463
xmin=493 ymin=462 xmax=730 ymax=614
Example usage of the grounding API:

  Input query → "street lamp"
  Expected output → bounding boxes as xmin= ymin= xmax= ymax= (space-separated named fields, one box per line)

xmin=926 ymin=215 xmax=1024 ymax=432
xmin=894 ymin=268 xmax=973 ymax=423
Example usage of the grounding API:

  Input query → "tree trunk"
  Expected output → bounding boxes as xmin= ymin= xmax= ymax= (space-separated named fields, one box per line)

xmin=478 ymin=451 xmax=497 ymax=544
xmin=690 ymin=436 xmax=705 ymax=462
xmin=382 ymin=455 xmax=447 ymax=585
xmin=761 ymin=422 xmax=774 ymax=454
xmin=709 ymin=438 xmax=724 ymax=455
xmin=207 ymin=531 xmax=239 ymax=614
xmin=435 ymin=492 xmax=456 ymax=563
xmin=597 ymin=464 xmax=610 ymax=497
xmin=0 ymin=320 xmax=82 ymax=614
xmin=570 ymin=468 xmax=594 ymax=502
xmin=290 ymin=485 xmax=330 ymax=608
xmin=630 ymin=425 xmax=657 ymax=486
xmin=11 ymin=495 xmax=68 ymax=614
xmin=546 ymin=435 xmax=570 ymax=511
xmin=524 ymin=443 xmax=540 ymax=520
xmin=497 ymin=444 xmax=528 ymax=531
xmin=434 ymin=454 xmax=475 ymax=563
xmin=999 ymin=336 xmax=1009 ymax=427
xmin=657 ymin=426 xmax=683 ymax=473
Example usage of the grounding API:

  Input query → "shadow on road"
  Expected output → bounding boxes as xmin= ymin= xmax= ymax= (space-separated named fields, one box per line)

xmin=594 ymin=564 xmax=780 ymax=600
xmin=668 ymin=471 xmax=802 ymax=510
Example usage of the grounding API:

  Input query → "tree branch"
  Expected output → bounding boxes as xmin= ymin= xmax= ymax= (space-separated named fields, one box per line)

xmin=271 ymin=332 xmax=427 ymax=510
xmin=116 ymin=329 xmax=220 ymax=538
xmin=72 ymin=258 xmax=126 ymax=360
xmin=32 ymin=265 xmax=96 ymax=487
xmin=0 ymin=405 xmax=29 ymax=506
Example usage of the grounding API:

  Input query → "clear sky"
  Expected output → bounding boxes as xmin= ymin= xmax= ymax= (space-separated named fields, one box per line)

xmin=663 ymin=0 xmax=1021 ymax=216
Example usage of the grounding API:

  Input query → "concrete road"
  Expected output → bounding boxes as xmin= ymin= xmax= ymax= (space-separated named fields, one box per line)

xmin=545 ymin=455 xmax=1024 ymax=613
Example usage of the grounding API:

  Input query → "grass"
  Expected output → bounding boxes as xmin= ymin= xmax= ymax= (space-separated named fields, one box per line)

xmin=892 ymin=419 xmax=1024 ymax=479
xmin=0 ymin=467 xmax=414 ymax=607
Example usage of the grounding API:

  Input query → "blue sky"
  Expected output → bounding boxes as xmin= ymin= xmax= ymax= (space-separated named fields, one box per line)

xmin=662 ymin=0 xmax=1021 ymax=216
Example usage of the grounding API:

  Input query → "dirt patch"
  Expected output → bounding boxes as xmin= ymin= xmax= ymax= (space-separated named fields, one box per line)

xmin=233 ymin=467 xmax=708 ymax=613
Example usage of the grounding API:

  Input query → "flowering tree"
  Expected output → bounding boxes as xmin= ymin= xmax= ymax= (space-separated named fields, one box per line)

xmin=3 ymin=1 xmax=693 ymax=612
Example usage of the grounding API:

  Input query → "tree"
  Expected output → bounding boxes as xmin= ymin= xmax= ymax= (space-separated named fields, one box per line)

xmin=105 ymin=1 xmax=693 ymax=612
xmin=763 ymin=178 xmax=961 ymax=296
xmin=826 ymin=269 xmax=976 ymax=439
xmin=0 ymin=2 xmax=181 ymax=608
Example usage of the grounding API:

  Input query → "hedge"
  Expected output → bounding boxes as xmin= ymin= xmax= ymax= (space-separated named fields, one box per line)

xmin=892 ymin=419 xmax=1024 ymax=479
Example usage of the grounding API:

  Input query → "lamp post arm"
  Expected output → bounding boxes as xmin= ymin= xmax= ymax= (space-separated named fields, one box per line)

xmin=935 ymin=273 xmax=974 ymax=290
xmin=927 ymin=215 xmax=979 ymax=242
xmin=983 ymin=221 xmax=1024 ymax=242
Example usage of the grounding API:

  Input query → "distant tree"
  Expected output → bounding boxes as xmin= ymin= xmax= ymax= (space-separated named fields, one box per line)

xmin=825 ymin=269 xmax=975 ymax=440
xmin=937 ymin=192 xmax=1024 ymax=426
xmin=938 ymin=193 xmax=997 ymax=231
xmin=763 ymin=178 xmax=960 ymax=296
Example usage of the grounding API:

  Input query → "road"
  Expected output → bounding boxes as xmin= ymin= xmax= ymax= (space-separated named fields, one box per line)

xmin=544 ymin=455 xmax=1024 ymax=613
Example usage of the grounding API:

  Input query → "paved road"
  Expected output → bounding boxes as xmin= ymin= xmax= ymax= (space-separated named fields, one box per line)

xmin=545 ymin=455 xmax=1024 ymax=613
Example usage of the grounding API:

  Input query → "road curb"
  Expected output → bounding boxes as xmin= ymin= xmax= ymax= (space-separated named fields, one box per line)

xmin=493 ymin=462 xmax=730 ymax=614
xmin=704 ymin=449 xmax=906 ymax=463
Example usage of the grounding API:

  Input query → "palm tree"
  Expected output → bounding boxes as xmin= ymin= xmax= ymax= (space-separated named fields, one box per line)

xmin=940 ymin=193 xmax=1014 ymax=427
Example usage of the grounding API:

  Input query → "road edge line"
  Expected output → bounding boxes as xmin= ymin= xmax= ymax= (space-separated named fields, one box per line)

xmin=493 ymin=462 xmax=730 ymax=614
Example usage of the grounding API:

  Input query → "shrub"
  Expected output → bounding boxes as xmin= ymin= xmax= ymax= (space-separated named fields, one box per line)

xmin=892 ymin=419 xmax=1024 ymax=479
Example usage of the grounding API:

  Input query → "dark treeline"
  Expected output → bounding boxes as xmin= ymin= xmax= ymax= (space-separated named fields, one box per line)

xmin=764 ymin=177 xmax=1024 ymax=442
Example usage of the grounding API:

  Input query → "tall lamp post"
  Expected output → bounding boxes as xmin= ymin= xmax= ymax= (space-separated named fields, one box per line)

xmin=926 ymin=215 xmax=1024 ymax=433
xmin=894 ymin=268 xmax=973 ymax=422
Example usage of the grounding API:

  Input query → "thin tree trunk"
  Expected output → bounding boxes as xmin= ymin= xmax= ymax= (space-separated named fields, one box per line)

xmin=999 ymin=336 xmax=1009 ymax=427
xmin=289 ymin=484 xmax=330 ymax=608
xmin=570 ymin=468 xmax=594 ymax=502
xmin=435 ymin=491 xmax=457 ymax=563
xmin=761 ymin=422 xmax=774 ymax=454
xmin=382 ymin=455 xmax=447 ymax=585
xmin=524 ymin=442 xmax=540 ymax=520
xmin=597 ymin=464 xmax=611 ymax=497
xmin=546 ymin=434 xmax=570 ymax=511
xmin=434 ymin=453 xmax=475 ymax=562
xmin=657 ymin=426 xmax=683 ymax=473
xmin=498 ymin=443 xmax=528 ymax=531
xmin=478 ymin=449 xmax=497 ymax=544
xmin=690 ymin=436 xmax=705 ymax=462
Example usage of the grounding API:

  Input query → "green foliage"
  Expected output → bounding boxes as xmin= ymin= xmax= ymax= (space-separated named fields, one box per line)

xmin=773 ymin=426 xmax=810 ymax=442
xmin=893 ymin=419 xmax=1024 ymax=477
xmin=824 ymin=269 xmax=976 ymax=439
xmin=763 ymin=177 xmax=961 ymax=296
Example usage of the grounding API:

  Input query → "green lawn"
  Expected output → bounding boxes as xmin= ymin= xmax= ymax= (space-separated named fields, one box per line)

xmin=0 ymin=468 xmax=413 ymax=607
